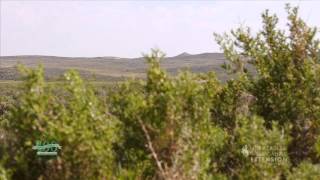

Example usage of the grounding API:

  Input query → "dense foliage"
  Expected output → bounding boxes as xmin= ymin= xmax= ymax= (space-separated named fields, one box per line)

xmin=1 ymin=4 xmax=320 ymax=179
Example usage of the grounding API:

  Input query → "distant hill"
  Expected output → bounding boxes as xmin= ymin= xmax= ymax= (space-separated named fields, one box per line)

xmin=174 ymin=52 xmax=192 ymax=57
xmin=0 ymin=53 xmax=228 ymax=81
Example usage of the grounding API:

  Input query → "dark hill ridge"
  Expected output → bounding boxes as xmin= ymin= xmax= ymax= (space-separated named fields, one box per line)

xmin=0 ymin=53 xmax=228 ymax=81
xmin=175 ymin=52 xmax=192 ymax=57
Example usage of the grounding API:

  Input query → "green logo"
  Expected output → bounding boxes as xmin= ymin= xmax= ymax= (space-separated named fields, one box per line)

xmin=32 ymin=141 xmax=61 ymax=156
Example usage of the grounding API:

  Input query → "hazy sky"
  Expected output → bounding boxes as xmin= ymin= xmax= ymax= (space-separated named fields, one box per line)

xmin=1 ymin=1 xmax=319 ymax=57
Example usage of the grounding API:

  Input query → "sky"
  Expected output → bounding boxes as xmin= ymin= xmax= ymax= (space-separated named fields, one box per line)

xmin=1 ymin=0 xmax=319 ymax=58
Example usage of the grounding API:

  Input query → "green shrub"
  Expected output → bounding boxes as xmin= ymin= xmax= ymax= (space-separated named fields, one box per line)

xmin=2 ymin=66 xmax=119 ymax=179
xmin=214 ymin=4 xmax=320 ymax=166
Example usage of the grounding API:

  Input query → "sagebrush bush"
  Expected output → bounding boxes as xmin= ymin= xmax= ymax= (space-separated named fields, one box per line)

xmin=1 ymin=66 xmax=119 ymax=179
